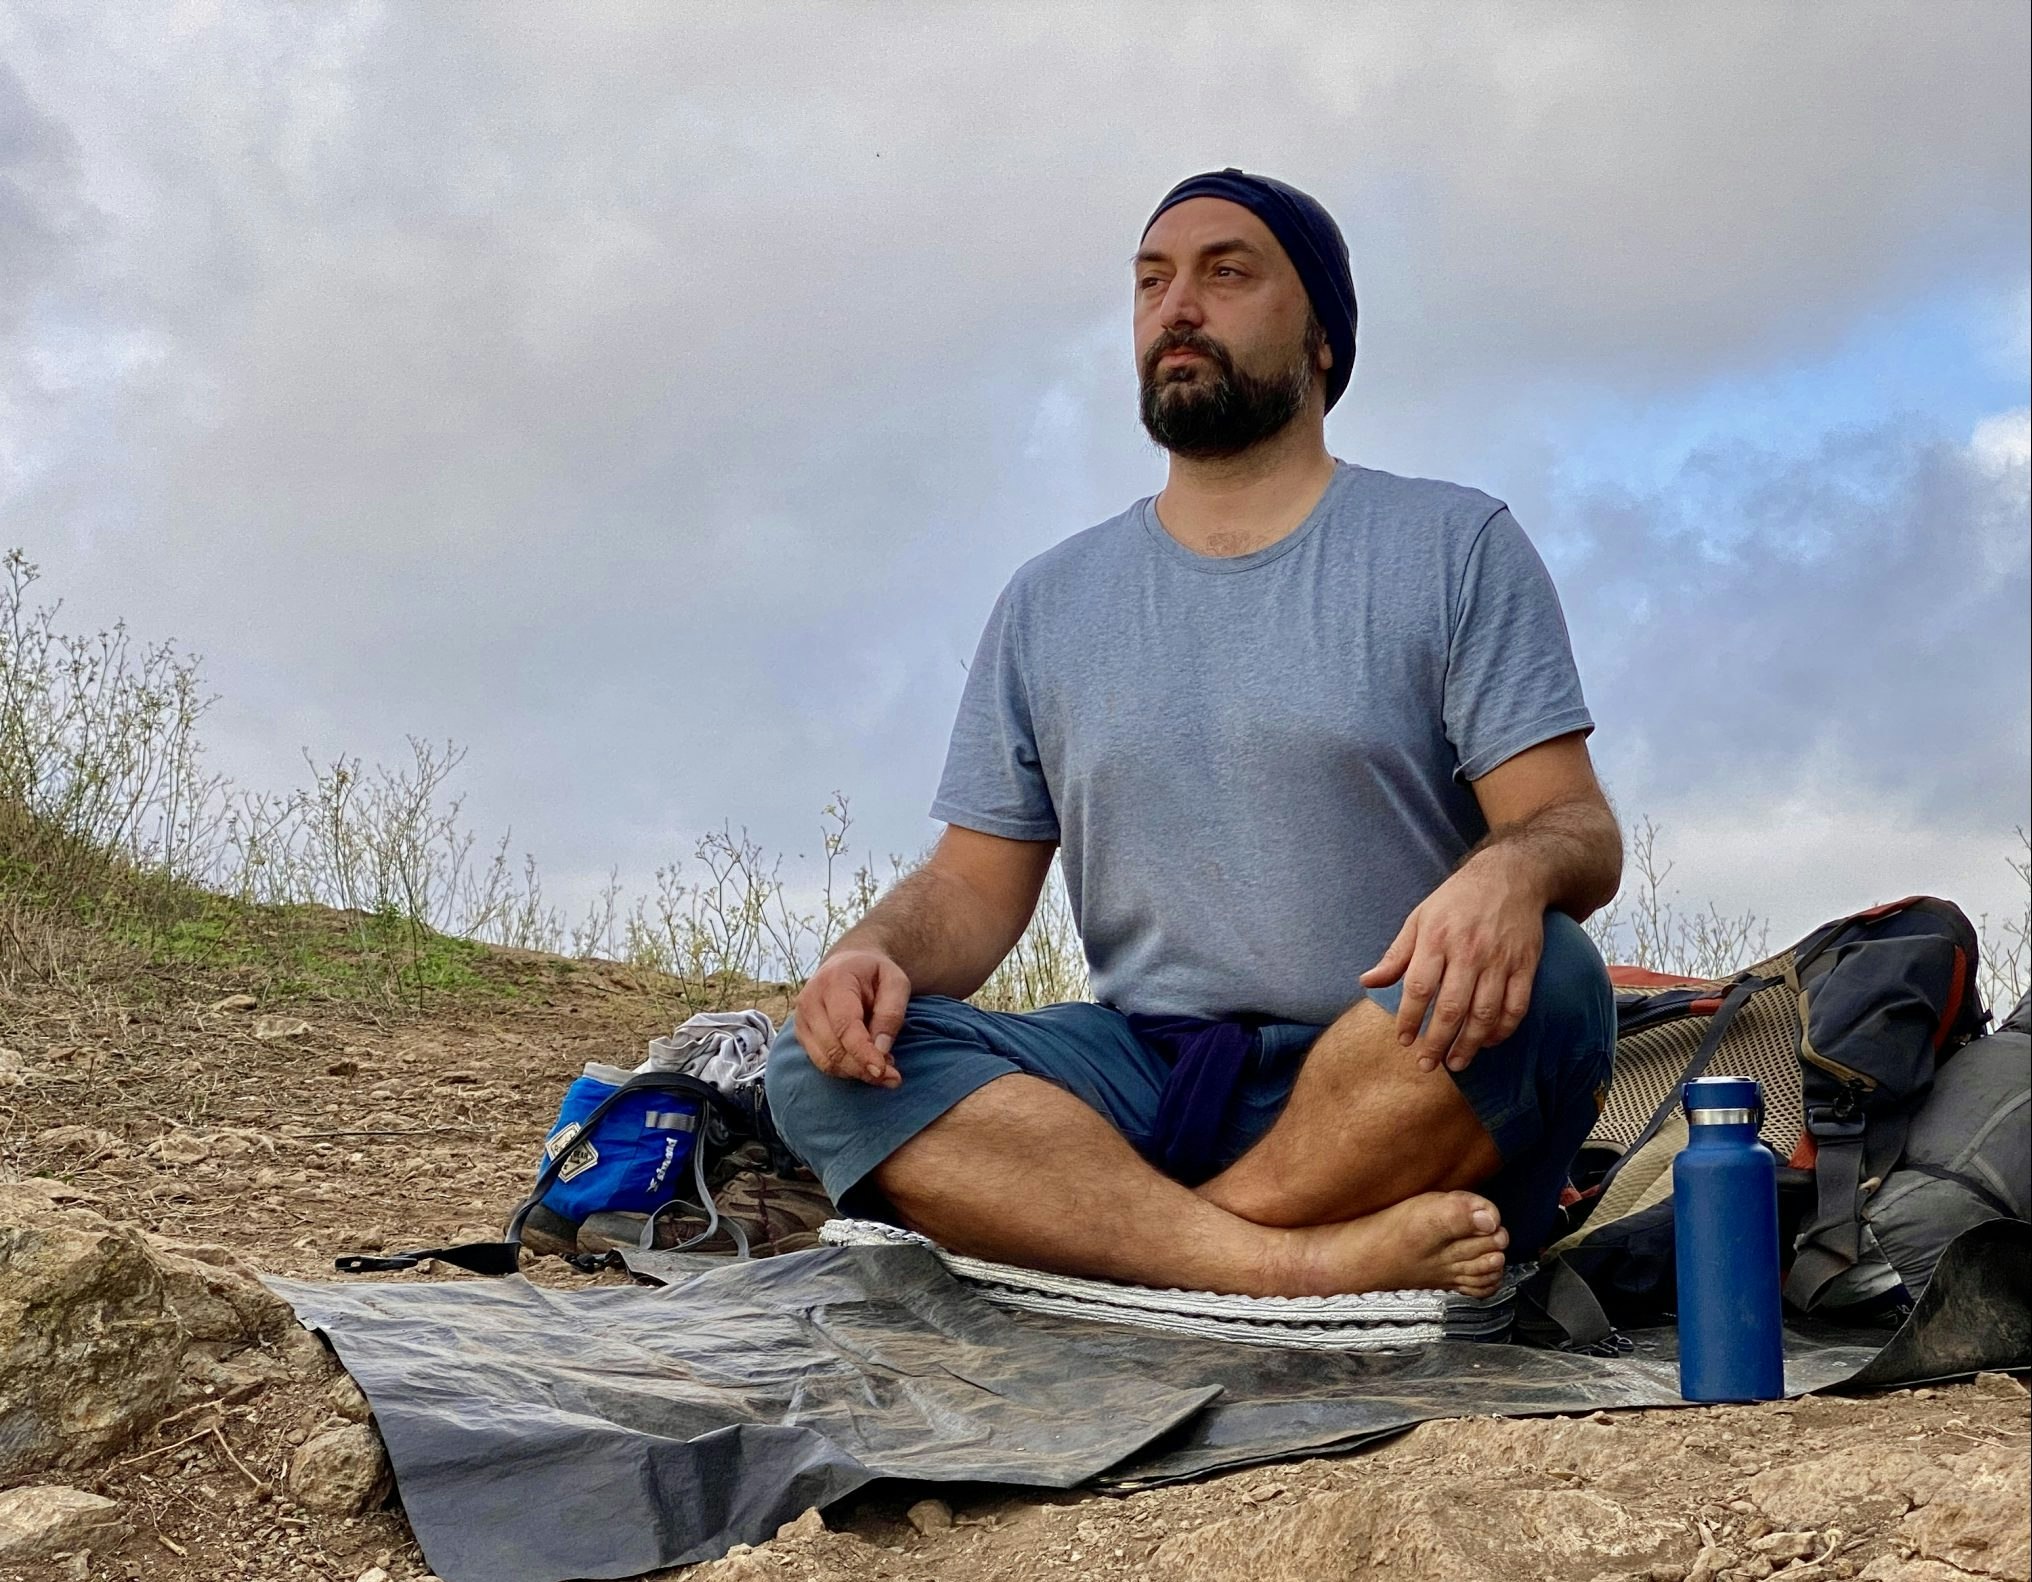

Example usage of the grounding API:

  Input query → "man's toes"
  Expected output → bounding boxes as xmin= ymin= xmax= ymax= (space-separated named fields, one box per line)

xmin=1433 ymin=1190 xmax=1502 ymax=1240
xmin=1452 ymin=1249 xmax=1506 ymax=1298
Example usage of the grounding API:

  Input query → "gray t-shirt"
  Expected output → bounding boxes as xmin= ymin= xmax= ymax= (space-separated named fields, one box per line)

xmin=931 ymin=460 xmax=1594 ymax=1024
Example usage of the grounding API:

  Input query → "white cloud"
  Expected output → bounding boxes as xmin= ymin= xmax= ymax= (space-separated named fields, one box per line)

xmin=1617 ymin=776 xmax=2026 ymax=973
xmin=1 ymin=1 xmax=2026 ymax=933
xmin=1970 ymin=406 xmax=2031 ymax=579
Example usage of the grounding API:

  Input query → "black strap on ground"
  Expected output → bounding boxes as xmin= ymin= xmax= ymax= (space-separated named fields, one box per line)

xmin=335 ymin=1241 xmax=525 ymax=1277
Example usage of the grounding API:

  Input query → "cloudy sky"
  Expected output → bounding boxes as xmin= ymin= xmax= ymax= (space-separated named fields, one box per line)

xmin=6 ymin=3 xmax=2028 ymax=957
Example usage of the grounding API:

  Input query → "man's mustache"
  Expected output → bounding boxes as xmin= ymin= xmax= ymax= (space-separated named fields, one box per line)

xmin=1142 ymin=329 xmax=1233 ymax=383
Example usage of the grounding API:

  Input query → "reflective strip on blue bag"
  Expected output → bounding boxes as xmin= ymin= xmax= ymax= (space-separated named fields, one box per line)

xmin=644 ymin=1109 xmax=699 ymax=1132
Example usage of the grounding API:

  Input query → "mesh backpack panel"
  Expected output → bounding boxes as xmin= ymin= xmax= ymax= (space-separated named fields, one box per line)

xmin=1591 ymin=952 xmax=1809 ymax=1162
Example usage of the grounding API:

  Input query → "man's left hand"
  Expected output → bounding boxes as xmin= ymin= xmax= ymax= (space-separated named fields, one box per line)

xmin=1359 ymin=854 xmax=1546 ymax=1073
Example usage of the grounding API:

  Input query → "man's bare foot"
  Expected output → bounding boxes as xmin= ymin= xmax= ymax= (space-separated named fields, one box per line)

xmin=1287 ymin=1191 xmax=1510 ymax=1299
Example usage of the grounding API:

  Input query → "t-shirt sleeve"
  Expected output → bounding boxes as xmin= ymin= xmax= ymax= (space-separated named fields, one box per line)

xmin=928 ymin=583 xmax=1061 ymax=841
xmin=1442 ymin=507 xmax=1595 ymax=783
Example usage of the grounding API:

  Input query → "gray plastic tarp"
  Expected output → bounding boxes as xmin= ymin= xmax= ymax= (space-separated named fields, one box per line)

xmin=272 ymin=1218 xmax=2030 ymax=1582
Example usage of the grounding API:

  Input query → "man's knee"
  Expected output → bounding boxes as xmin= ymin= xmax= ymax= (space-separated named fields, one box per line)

xmin=1528 ymin=913 xmax=1612 ymax=1029
xmin=1521 ymin=911 xmax=1616 ymax=1092
xmin=762 ymin=997 xmax=1020 ymax=1183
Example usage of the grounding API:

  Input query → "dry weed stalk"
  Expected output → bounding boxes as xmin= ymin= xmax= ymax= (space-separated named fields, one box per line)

xmin=1581 ymin=816 xmax=1773 ymax=981
xmin=3 ymin=548 xmax=2025 ymax=1017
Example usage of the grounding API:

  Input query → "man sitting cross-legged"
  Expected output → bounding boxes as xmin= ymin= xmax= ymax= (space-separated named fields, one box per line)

xmin=764 ymin=169 xmax=1621 ymax=1299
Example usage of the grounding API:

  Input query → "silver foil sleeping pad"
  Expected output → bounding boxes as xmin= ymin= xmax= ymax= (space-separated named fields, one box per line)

xmin=819 ymin=1218 xmax=1525 ymax=1350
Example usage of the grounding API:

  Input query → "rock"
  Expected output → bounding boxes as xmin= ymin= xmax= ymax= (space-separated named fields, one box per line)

xmin=272 ymin=1320 xmax=338 ymax=1383
xmin=179 ymin=1345 xmax=293 ymax=1401
xmin=1750 ymin=1530 xmax=1820 ymax=1561
xmin=1372 ymin=1413 xmax=1636 ymax=1488
xmin=775 ymin=1507 xmax=827 ymax=1541
xmin=0 ymin=1178 xmax=102 ymax=1210
xmin=254 ymin=1017 xmax=313 ymax=1041
xmin=0 ymin=1046 xmax=24 ymax=1088
xmin=35 ymin=1125 xmax=122 ymax=1157
xmin=684 ymin=1555 xmax=784 ymax=1582
xmin=906 ymin=1498 xmax=953 ymax=1535
xmin=1896 ymin=1440 xmax=2030 ymax=1577
xmin=1969 ymin=1370 xmax=2029 ymax=1399
xmin=208 ymin=994 xmax=260 ymax=1013
xmin=0 ymin=1191 xmax=184 ymax=1478
xmin=288 ymin=1424 xmax=393 ymax=1516
xmin=325 ymin=1371 xmax=374 ymax=1422
xmin=145 ymin=1237 xmax=297 ymax=1348
xmin=1682 ymin=1548 xmax=1719 ymax=1582
xmin=1744 ymin=1446 xmax=1948 ymax=1531
xmin=0 ymin=1486 xmax=127 ymax=1563
xmin=357 ymin=1568 xmax=391 ymax=1582
xmin=1149 ymin=1485 xmax=1686 ymax=1580
xmin=1857 ymin=1560 xmax=1978 ymax=1581
xmin=147 ymin=1129 xmax=211 ymax=1166
xmin=202 ymin=1128 xmax=275 ymax=1159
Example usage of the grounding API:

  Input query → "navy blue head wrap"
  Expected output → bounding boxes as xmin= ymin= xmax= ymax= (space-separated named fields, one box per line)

xmin=1143 ymin=168 xmax=1358 ymax=412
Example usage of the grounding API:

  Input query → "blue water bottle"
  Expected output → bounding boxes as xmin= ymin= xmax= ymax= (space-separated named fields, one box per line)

xmin=1674 ymin=1075 xmax=1785 ymax=1401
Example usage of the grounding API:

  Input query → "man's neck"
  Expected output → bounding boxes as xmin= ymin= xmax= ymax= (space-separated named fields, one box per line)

xmin=1153 ymin=424 xmax=1340 ymax=559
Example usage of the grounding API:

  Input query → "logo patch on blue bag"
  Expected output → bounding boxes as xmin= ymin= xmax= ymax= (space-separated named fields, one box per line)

xmin=545 ymin=1121 xmax=599 ymax=1183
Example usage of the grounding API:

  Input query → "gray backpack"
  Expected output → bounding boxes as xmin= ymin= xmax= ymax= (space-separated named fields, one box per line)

xmin=1859 ymin=989 xmax=2029 ymax=1303
xmin=1522 ymin=897 xmax=1990 ymax=1344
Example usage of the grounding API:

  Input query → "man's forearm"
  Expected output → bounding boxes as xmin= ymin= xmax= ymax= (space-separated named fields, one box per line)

xmin=1464 ymin=795 xmax=1623 ymax=920
xmin=832 ymin=862 xmax=1021 ymax=1000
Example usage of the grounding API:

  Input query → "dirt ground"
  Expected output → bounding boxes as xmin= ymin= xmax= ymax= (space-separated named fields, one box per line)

xmin=2 ymin=928 xmax=2027 ymax=1582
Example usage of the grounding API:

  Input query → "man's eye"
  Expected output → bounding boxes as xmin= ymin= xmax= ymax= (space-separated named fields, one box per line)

xmin=1213 ymin=265 xmax=1241 ymax=278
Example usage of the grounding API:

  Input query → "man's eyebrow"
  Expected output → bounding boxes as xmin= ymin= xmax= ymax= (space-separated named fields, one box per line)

xmin=1131 ymin=237 xmax=1265 ymax=268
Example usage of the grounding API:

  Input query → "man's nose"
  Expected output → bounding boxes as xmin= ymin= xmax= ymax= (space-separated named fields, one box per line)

xmin=1157 ymin=276 xmax=1205 ymax=329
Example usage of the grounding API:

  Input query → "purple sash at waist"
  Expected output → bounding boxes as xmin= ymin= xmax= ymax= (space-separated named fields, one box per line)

xmin=1126 ymin=1013 xmax=1276 ymax=1185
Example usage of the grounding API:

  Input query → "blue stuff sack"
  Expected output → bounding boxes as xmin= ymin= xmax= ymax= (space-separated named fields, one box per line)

xmin=537 ymin=1062 xmax=705 ymax=1223
xmin=333 ymin=1062 xmax=736 ymax=1277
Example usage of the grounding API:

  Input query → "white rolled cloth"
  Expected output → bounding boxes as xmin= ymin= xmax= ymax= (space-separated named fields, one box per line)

xmin=639 ymin=1008 xmax=777 ymax=1101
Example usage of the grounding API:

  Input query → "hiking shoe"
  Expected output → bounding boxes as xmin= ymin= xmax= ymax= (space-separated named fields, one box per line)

xmin=576 ymin=1170 xmax=834 ymax=1258
xmin=517 ymin=1202 xmax=583 ymax=1260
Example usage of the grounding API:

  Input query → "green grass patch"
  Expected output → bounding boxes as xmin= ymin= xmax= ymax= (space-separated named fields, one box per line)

xmin=109 ymin=891 xmax=513 ymax=1002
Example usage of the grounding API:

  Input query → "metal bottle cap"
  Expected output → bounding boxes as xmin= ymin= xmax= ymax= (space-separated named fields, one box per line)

xmin=1685 ymin=1074 xmax=1763 ymax=1127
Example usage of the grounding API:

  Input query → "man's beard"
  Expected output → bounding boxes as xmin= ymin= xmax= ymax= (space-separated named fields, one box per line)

xmin=1138 ymin=323 xmax=1318 ymax=459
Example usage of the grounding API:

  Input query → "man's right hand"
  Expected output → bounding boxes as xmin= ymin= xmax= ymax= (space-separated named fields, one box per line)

xmin=792 ymin=948 xmax=911 ymax=1088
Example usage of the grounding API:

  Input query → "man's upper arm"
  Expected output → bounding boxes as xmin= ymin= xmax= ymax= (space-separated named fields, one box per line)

xmin=928 ymin=581 xmax=1061 ymax=843
xmin=1467 ymin=731 xmax=1609 ymax=830
xmin=1442 ymin=507 xmax=1595 ymax=785
xmin=929 ymin=823 xmax=1058 ymax=947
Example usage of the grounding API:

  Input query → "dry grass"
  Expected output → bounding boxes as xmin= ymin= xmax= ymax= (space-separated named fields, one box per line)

xmin=3 ymin=546 xmax=2023 ymax=1019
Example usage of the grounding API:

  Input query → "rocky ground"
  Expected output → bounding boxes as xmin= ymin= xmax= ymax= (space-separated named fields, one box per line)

xmin=2 ymin=916 xmax=2027 ymax=1582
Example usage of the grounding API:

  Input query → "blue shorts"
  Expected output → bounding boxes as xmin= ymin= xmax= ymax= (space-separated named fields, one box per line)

xmin=765 ymin=911 xmax=1614 ymax=1254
